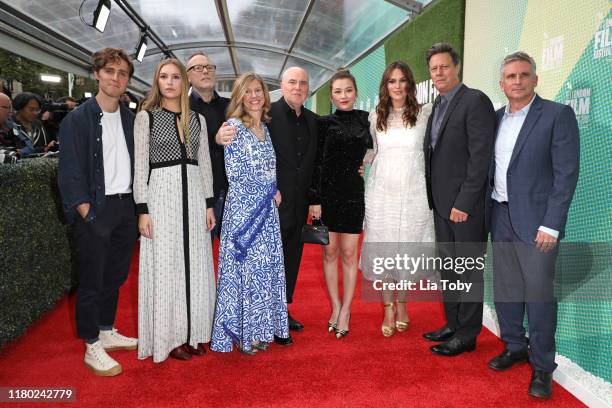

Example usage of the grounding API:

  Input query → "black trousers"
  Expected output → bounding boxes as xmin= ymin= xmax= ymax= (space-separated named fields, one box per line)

xmin=280 ymin=222 xmax=304 ymax=305
xmin=74 ymin=197 xmax=138 ymax=340
xmin=491 ymin=201 xmax=558 ymax=372
xmin=433 ymin=209 xmax=486 ymax=341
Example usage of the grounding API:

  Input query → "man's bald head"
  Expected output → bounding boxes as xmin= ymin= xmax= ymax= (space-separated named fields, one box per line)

xmin=280 ymin=66 xmax=309 ymax=111
xmin=281 ymin=67 xmax=308 ymax=83
xmin=0 ymin=93 xmax=12 ymax=125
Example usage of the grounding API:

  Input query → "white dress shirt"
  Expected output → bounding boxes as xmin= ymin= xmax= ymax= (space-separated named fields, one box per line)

xmin=492 ymin=95 xmax=558 ymax=238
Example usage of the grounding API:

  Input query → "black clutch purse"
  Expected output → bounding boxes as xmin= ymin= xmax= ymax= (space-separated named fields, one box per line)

xmin=301 ymin=219 xmax=329 ymax=245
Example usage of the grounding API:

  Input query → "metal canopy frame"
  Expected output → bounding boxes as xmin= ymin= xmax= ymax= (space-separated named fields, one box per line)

xmin=146 ymin=41 xmax=336 ymax=72
xmin=0 ymin=0 xmax=427 ymax=94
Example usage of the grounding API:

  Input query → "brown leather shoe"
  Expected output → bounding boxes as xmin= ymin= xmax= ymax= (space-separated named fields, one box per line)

xmin=169 ymin=345 xmax=192 ymax=360
xmin=184 ymin=343 xmax=206 ymax=356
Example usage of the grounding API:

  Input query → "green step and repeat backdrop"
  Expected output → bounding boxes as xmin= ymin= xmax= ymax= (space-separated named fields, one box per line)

xmin=310 ymin=0 xmax=611 ymax=383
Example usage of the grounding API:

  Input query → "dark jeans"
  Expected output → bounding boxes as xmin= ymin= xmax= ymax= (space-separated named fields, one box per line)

xmin=74 ymin=197 xmax=138 ymax=340
xmin=280 ymin=223 xmax=305 ymax=305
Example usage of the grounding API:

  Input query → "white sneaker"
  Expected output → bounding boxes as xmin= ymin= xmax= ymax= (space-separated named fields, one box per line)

xmin=84 ymin=341 xmax=122 ymax=376
xmin=99 ymin=328 xmax=138 ymax=351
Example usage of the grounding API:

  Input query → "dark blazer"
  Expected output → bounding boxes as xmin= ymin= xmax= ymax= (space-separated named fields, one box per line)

xmin=424 ymin=84 xmax=496 ymax=219
xmin=268 ymin=97 xmax=318 ymax=231
xmin=58 ymin=97 xmax=135 ymax=223
xmin=485 ymin=95 xmax=580 ymax=242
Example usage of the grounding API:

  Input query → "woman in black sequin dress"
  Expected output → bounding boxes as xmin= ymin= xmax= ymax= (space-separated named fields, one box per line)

xmin=309 ymin=70 xmax=372 ymax=339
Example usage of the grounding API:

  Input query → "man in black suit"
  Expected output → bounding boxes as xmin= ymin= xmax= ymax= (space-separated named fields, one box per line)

xmin=423 ymin=43 xmax=496 ymax=356
xmin=216 ymin=67 xmax=318 ymax=344
xmin=186 ymin=51 xmax=230 ymax=239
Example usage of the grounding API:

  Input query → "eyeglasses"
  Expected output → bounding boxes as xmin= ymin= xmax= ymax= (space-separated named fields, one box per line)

xmin=187 ymin=64 xmax=216 ymax=73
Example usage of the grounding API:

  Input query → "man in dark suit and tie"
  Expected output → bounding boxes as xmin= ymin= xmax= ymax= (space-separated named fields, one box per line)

xmin=216 ymin=67 xmax=318 ymax=344
xmin=423 ymin=43 xmax=496 ymax=356
xmin=486 ymin=51 xmax=579 ymax=399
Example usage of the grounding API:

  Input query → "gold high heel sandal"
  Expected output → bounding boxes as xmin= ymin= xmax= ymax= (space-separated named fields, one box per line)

xmin=395 ymin=300 xmax=409 ymax=332
xmin=382 ymin=303 xmax=396 ymax=337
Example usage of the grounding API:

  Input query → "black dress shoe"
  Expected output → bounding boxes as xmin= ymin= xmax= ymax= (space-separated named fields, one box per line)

xmin=423 ymin=326 xmax=455 ymax=342
xmin=528 ymin=370 xmax=553 ymax=399
xmin=274 ymin=335 xmax=293 ymax=345
xmin=288 ymin=314 xmax=304 ymax=331
xmin=488 ymin=348 xmax=528 ymax=371
xmin=430 ymin=337 xmax=476 ymax=356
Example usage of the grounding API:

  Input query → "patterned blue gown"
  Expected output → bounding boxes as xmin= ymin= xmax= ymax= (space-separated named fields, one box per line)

xmin=211 ymin=118 xmax=289 ymax=352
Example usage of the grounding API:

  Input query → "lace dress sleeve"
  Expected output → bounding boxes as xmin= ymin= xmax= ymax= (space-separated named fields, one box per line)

xmin=363 ymin=110 xmax=377 ymax=164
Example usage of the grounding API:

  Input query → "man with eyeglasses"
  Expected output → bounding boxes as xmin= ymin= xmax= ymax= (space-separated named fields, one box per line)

xmin=186 ymin=52 xmax=230 ymax=241
xmin=0 ymin=92 xmax=20 ymax=163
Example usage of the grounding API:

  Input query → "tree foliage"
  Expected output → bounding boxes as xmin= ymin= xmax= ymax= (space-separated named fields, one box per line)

xmin=0 ymin=49 xmax=96 ymax=100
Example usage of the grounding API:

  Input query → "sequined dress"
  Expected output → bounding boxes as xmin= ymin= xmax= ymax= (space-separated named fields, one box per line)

xmin=310 ymin=109 xmax=371 ymax=233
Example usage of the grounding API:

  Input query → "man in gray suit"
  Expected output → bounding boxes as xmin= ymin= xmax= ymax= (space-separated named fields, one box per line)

xmin=486 ymin=51 xmax=579 ymax=399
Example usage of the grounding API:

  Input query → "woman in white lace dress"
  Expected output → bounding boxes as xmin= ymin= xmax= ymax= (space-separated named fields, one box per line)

xmin=362 ymin=61 xmax=434 ymax=337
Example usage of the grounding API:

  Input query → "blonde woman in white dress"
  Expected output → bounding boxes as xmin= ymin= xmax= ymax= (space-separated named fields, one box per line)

xmin=362 ymin=61 xmax=434 ymax=337
xmin=134 ymin=59 xmax=216 ymax=362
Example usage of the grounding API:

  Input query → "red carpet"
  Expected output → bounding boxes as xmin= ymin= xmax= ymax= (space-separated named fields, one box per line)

xmin=0 ymin=242 xmax=583 ymax=407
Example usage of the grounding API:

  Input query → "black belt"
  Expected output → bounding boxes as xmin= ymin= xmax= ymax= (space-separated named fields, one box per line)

xmin=497 ymin=201 xmax=508 ymax=206
xmin=106 ymin=193 xmax=133 ymax=200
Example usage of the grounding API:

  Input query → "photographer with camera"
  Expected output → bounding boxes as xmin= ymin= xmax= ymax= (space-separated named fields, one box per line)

xmin=41 ymin=96 xmax=77 ymax=147
xmin=12 ymin=92 xmax=56 ymax=157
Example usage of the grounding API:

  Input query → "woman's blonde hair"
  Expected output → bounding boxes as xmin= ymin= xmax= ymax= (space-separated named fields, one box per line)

xmin=226 ymin=72 xmax=271 ymax=128
xmin=141 ymin=58 xmax=191 ymax=145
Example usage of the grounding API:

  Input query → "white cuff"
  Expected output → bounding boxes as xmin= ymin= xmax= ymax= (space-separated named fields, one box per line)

xmin=538 ymin=226 xmax=559 ymax=238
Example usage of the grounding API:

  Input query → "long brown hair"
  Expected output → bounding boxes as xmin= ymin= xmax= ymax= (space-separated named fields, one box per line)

xmin=226 ymin=73 xmax=271 ymax=128
xmin=375 ymin=60 xmax=420 ymax=132
xmin=140 ymin=59 xmax=191 ymax=145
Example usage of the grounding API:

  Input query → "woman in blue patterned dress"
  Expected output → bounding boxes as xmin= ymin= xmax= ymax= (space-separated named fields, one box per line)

xmin=211 ymin=73 xmax=288 ymax=354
